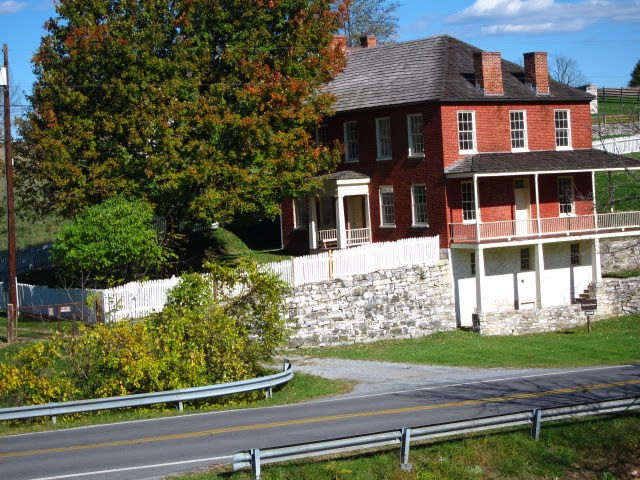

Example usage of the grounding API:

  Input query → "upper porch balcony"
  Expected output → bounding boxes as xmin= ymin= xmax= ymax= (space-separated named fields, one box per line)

xmin=450 ymin=211 xmax=640 ymax=244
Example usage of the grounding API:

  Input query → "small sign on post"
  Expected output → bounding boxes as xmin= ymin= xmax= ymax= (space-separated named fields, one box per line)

xmin=578 ymin=299 xmax=597 ymax=334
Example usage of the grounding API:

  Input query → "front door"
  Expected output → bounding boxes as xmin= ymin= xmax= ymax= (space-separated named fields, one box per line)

xmin=514 ymin=178 xmax=531 ymax=235
xmin=346 ymin=196 xmax=365 ymax=230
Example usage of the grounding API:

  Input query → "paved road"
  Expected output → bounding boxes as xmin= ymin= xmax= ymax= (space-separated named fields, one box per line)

xmin=1 ymin=363 xmax=639 ymax=480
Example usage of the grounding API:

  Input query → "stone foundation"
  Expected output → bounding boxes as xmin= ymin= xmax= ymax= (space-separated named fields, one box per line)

xmin=285 ymin=260 xmax=456 ymax=347
xmin=472 ymin=304 xmax=586 ymax=336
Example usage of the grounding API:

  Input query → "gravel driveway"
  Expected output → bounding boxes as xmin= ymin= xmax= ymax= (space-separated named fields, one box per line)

xmin=284 ymin=355 xmax=581 ymax=397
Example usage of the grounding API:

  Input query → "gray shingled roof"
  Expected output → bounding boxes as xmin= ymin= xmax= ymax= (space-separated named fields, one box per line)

xmin=326 ymin=35 xmax=593 ymax=113
xmin=445 ymin=149 xmax=640 ymax=176
xmin=322 ymin=170 xmax=370 ymax=181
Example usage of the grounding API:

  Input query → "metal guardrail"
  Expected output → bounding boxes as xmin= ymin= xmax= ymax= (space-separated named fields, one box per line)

xmin=0 ymin=360 xmax=293 ymax=423
xmin=233 ymin=396 xmax=640 ymax=479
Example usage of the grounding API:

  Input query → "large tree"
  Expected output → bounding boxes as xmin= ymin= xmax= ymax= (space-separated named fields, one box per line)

xmin=549 ymin=54 xmax=588 ymax=87
xmin=630 ymin=60 xmax=640 ymax=87
xmin=17 ymin=0 xmax=346 ymax=226
xmin=338 ymin=0 xmax=399 ymax=47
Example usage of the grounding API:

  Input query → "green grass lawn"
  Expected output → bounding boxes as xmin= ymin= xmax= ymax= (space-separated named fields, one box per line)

xmin=181 ymin=413 xmax=640 ymax=480
xmin=595 ymin=170 xmax=640 ymax=213
xmin=291 ymin=315 xmax=640 ymax=368
xmin=595 ymin=97 xmax=640 ymax=116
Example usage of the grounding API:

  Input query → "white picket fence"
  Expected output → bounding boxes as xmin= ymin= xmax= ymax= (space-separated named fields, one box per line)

xmin=593 ymin=135 xmax=640 ymax=155
xmin=1 ymin=236 xmax=441 ymax=322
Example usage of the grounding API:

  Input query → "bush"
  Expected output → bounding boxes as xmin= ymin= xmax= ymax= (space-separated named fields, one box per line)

xmin=0 ymin=261 xmax=289 ymax=406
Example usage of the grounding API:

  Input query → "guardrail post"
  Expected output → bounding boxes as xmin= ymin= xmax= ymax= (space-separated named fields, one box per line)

xmin=531 ymin=409 xmax=542 ymax=441
xmin=251 ymin=448 xmax=261 ymax=480
xmin=177 ymin=401 xmax=184 ymax=412
xmin=51 ymin=415 xmax=57 ymax=425
xmin=265 ymin=387 xmax=273 ymax=399
xmin=400 ymin=427 xmax=412 ymax=472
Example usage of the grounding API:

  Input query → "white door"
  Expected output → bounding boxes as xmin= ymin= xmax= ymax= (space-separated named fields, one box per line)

xmin=514 ymin=179 xmax=531 ymax=235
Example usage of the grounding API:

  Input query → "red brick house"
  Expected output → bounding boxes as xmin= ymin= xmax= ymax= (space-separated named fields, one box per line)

xmin=280 ymin=35 xmax=640 ymax=327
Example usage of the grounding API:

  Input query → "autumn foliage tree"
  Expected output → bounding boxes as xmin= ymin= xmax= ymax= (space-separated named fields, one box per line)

xmin=18 ymin=0 xmax=346 ymax=227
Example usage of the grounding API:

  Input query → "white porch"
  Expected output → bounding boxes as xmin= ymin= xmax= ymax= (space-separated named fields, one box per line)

xmin=308 ymin=171 xmax=372 ymax=250
xmin=452 ymin=238 xmax=602 ymax=327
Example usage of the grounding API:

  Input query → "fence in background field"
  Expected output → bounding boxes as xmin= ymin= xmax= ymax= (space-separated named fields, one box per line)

xmin=593 ymin=135 xmax=640 ymax=155
xmin=1 ymin=236 xmax=442 ymax=322
xmin=0 ymin=243 xmax=52 ymax=276
xmin=598 ymin=87 xmax=640 ymax=103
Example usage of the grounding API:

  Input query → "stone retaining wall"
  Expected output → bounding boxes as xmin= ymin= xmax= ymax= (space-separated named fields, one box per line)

xmin=595 ymin=276 xmax=640 ymax=316
xmin=285 ymin=260 xmax=456 ymax=347
xmin=600 ymin=238 xmax=640 ymax=275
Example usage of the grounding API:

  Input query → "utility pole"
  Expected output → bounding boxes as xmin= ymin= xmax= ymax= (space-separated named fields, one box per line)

xmin=2 ymin=44 xmax=18 ymax=343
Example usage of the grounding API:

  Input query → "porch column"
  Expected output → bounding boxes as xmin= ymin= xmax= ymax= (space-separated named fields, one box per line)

xmin=534 ymin=174 xmax=542 ymax=236
xmin=473 ymin=176 xmax=481 ymax=241
xmin=591 ymin=171 xmax=599 ymax=231
xmin=363 ymin=194 xmax=372 ymax=241
xmin=336 ymin=195 xmax=347 ymax=249
xmin=535 ymin=243 xmax=544 ymax=309
xmin=475 ymin=247 xmax=485 ymax=314
xmin=308 ymin=197 xmax=318 ymax=250
xmin=592 ymin=238 xmax=602 ymax=284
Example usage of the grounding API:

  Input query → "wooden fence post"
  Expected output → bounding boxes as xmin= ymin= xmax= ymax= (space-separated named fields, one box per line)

xmin=6 ymin=303 xmax=15 ymax=343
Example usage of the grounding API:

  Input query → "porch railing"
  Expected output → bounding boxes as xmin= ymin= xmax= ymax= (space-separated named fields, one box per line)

xmin=450 ymin=211 xmax=640 ymax=243
xmin=317 ymin=227 xmax=371 ymax=248
xmin=346 ymin=227 xmax=371 ymax=246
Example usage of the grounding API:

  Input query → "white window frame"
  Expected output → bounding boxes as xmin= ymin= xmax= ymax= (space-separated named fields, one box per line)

xmin=461 ymin=181 xmax=476 ymax=223
xmin=554 ymin=109 xmax=572 ymax=150
xmin=293 ymin=198 xmax=308 ymax=230
xmin=411 ymin=184 xmax=428 ymax=226
xmin=344 ymin=120 xmax=359 ymax=162
xmin=509 ymin=110 xmax=528 ymax=152
xmin=558 ymin=176 xmax=575 ymax=216
xmin=457 ymin=111 xmax=477 ymax=153
xmin=375 ymin=117 xmax=392 ymax=160
xmin=379 ymin=186 xmax=396 ymax=227
xmin=407 ymin=113 xmax=425 ymax=158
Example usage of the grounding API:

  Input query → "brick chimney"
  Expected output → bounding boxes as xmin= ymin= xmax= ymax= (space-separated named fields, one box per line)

xmin=473 ymin=51 xmax=503 ymax=95
xmin=523 ymin=52 xmax=550 ymax=95
xmin=331 ymin=35 xmax=348 ymax=53
xmin=360 ymin=35 xmax=377 ymax=48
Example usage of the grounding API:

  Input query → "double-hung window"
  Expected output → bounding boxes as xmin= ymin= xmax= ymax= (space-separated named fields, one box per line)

xmin=570 ymin=243 xmax=581 ymax=266
xmin=510 ymin=110 xmax=528 ymax=151
xmin=407 ymin=114 xmax=424 ymax=157
xmin=344 ymin=121 xmax=359 ymax=162
xmin=458 ymin=111 xmax=476 ymax=153
xmin=379 ymin=186 xmax=396 ymax=227
xmin=411 ymin=184 xmax=428 ymax=226
xmin=461 ymin=181 xmax=476 ymax=222
xmin=315 ymin=124 xmax=329 ymax=147
xmin=293 ymin=198 xmax=308 ymax=229
xmin=376 ymin=117 xmax=392 ymax=160
xmin=558 ymin=176 xmax=574 ymax=215
xmin=520 ymin=248 xmax=531 ymax=271
xmin=555 ymin=110 xmax=571 ymax=149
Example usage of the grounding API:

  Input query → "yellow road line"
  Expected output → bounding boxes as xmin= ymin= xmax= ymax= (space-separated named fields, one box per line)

xmin=2 ymin=379 xmax=639 ymax=459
